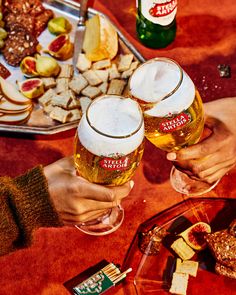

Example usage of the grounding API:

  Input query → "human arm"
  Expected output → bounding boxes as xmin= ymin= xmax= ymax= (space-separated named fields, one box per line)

xmin=166 ymin=97 xmax=236 ymax=183
xmin=0 ymin=156 xmax=133 ymax=255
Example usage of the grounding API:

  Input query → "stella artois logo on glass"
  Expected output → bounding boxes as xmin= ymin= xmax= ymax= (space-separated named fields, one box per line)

xmin=99 ymin=155 xmax=131 ymax=171
xmin=159 ymin=112 xmax=192 ymax=133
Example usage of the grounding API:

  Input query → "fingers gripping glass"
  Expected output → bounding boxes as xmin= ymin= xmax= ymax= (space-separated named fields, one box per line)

xmin=74 ymin=95 xmax=145 ymax=235
xmin=128 ymin=57 xmax=220 ymax=196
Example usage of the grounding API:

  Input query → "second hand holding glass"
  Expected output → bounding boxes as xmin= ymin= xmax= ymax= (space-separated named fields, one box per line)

xmin=74 ymin=94 xmax=145 ymax=235
xmin=128 ymin=57 xmax=220 ymax=196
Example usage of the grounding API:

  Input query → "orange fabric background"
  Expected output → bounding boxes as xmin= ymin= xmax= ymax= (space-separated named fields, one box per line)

xmin=0 ymin=0 xmax=236 ymax=294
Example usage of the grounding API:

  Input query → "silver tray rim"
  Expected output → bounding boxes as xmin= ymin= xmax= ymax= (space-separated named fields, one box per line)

xmin=0 ymin=0 xmax=145 ymax=136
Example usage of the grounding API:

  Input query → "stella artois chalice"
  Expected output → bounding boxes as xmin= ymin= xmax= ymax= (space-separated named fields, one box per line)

xmin=74 ymin=95 xmax=145 ymax=235
xmin=128 ymin=57 xmax=219 ymax=195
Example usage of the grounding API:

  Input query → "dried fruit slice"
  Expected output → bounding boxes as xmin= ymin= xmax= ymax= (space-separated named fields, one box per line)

xmin=47 ymin=34 xmax=73 ymax=60
xmin=180 ymin=222 xmax=211 ymax=250
xmin=18 ymin=78 xmax=44 ymax=99
xmin=20 ymin=57 xmax=38 ymax=77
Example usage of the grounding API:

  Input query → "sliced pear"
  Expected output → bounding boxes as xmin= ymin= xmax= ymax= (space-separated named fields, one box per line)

xmin=0 ymin=109 xmax=32 ymax=124
xmin=0 ymin=77 xmax=31 ymax=105
xmin=0 ymin=97 xmax=32 ymax=113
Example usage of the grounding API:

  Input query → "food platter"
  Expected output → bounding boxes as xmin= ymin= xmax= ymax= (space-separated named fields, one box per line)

xmin=0 ymin=0 xmax=145 ymax=135
xmin=122 ymin=198 xmax=236 ymax=294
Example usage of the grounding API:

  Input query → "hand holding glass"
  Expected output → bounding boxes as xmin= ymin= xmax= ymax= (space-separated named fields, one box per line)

xmin=74 ymin=95 xmax=145 ymax=235
xmin=128 ymin=57 xmax=220 ymax=196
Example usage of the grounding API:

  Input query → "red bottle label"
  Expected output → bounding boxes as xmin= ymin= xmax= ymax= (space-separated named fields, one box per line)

xmin=159 ymin=112 xmax=191 ymax=133
xmin=149 ymin=0 xmax=177 ymax=17
xmin=140 ymin=0 xmax=177 ymax=25
xmin=99 ymin=156 xmax=131 ymax=171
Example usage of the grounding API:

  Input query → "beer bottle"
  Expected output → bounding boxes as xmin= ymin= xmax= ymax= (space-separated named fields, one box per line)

xmin=136 ymin=0 xmax=177 ymax=48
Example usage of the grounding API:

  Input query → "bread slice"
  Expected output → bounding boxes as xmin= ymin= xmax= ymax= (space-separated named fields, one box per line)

xmin=83 ymin=14 xmax=118 ymax=62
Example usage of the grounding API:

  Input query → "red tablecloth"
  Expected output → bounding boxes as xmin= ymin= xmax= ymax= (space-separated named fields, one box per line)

xmin=0 ymin=0 xmax=236 ymax=294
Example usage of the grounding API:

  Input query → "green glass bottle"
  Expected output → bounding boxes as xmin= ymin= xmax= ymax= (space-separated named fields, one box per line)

xmin=136 ymin=0 xmax=177 ymax=49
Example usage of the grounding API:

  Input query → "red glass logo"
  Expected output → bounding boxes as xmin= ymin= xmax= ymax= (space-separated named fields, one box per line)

xmin=159 ymin=112 xmax=191 ymax=133
xmin=99 ymin=156 xmax=130 ymax=171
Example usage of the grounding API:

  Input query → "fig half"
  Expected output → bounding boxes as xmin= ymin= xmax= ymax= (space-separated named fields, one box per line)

xmin=179 ymin=222 xmax=211 ymax=251
xmin=47 ymin=34 xmax=73 ymax=60
xmin=20 ymin=56 xmax=38 ymax=77
xmin=36 ymin=55 xmax=60 ymax=77
xmin=48 ymin=17 xmax=72 ymax=35
xmin=18 ymin=78 xmax=44 ymax=99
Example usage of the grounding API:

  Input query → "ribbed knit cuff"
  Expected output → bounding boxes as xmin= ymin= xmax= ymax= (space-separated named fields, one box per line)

xmin=12 ymin=165 xmax=63 ymax=247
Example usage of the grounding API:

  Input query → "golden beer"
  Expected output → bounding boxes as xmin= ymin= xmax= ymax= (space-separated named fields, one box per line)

xmin=74 ymin=95 xmax=145 ymax=186
xmin=74 ymin=134 xmax=144 ymax=185
xmin=129 ymin=57 xmax=204 ymax=152
xmin=143 ymin=90 xmax=204 ymax=152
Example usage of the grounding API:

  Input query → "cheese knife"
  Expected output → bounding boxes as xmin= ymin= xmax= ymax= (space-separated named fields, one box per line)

xmin=72 ymin=0 xmax=89 ymax=70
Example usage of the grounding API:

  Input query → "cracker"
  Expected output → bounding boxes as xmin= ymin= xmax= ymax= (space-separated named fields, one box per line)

xmin=98 ymin=82 xmax=108 ymax=94
xmin=109 ymin=63 xmax=120 ymax=80
xmin=41 ymin=77 xmax=56 ymax=90
xmin=68 ymin=108 xmax=81 ymax=121
xmin=81 ymin=85 xmax=102 ymax=99
xmin=118 ymin=54 xmax=134 ymax=72
xmin=94 ymin=69 xmax=109 ymax=82
xmin=80 ymin=96 xmax=92 ymax=114
xmin=56 ymin=78 xmax=69 ymax=93
xmin=49 ymin=106 xmax=72 ymax=123
xmin=83 ymin=70 xmax=103 ymax=86
xmin=92 ymin=59 xmax=111 ymax=70
xmin=69 ymin=74 xmax=88 ymax=94
xmin=107 ymin=79 xmax=126 ymax=95
xmin=58 ymin=64 xmax=74 ymax=79
xmin=121 ymin=69 xmax=133 ymax=79
xmin=76 ymin=53 xmax=92 ymax=72
xmin=130 ymin=61 xmax=140 ymax=71
xmin=51 ymin=90 xmax=74 ymax=109
xmin=38 ymin=88 xmax=56 ymax=107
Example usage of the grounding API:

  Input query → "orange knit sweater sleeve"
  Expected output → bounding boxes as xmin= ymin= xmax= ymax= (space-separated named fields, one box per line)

xmin=0 ymin=165 xmax=63 ymax=256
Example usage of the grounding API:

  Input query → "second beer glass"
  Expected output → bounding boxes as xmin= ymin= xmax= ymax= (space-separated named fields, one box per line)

xmin=128 ymin=57 xmax=219 ymax=196
xmin=74 ymin=95 xmax=145 ymax=235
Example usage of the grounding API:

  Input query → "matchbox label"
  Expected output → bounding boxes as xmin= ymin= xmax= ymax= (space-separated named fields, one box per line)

xmin=99 ymin=156 xmax=130 ymax=171
xmin=141 ymin=0 xmax=177 ymax=26
xmin=159 ymin=112 xmax=191 ymax=133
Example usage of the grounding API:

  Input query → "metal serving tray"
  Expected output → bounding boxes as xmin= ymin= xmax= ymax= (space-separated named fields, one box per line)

xmin=0 ymin=0 xmax=145 ymax=135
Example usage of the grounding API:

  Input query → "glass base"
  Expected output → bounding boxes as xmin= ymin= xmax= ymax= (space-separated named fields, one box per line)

xmin=170 ymin=166 xmax=220 ymax=196
xmin=75 ymin=206 xmax=124 ymax=236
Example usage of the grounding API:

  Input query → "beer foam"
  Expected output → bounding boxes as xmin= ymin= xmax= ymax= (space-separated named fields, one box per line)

xmin=130 ymin=60 xmax=181 ymax=103
xmin=146 ymin=71 xmax=195 ymax=117
xmin=130 ymin=59 xmax=195 ymax=116
xmin=78 ymin=96 xmax=144 ymax=156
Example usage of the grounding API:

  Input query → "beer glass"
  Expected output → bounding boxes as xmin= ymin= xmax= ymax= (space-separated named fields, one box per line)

xmin=74 ymin=95 xmax=145 ymax=235
xmin=128 ymin=57 xmax=219 ymax=196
